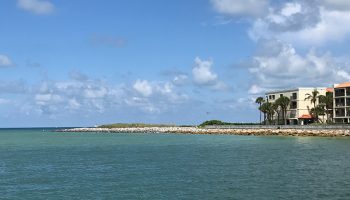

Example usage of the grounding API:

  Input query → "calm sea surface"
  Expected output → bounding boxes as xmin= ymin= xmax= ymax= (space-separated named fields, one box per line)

xmin=1 ymin=128 xmax=350 ymax=199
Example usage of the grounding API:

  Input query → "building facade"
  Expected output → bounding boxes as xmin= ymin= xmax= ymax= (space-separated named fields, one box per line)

xmin=333 ymin=82 xmax=350 ymax=123
xmin=265 ymin=88 xmax=328 ymax=125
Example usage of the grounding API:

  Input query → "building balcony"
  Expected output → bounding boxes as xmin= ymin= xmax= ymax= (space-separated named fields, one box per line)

xmin=335 ymin=89 xmax=346 ymax=97
xmin=335 ymin=108 xmax=346 ymax=117
xmin=335 ymin=103 xmax=346 ymax=107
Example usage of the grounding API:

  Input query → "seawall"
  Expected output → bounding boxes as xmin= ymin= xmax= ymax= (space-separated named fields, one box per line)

xmin=56 ymin=127 xmax=350 ymax=137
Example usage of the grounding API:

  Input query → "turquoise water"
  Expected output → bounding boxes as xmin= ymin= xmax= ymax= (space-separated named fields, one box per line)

xmin=1 ymin=129 xmax=350 ymax=199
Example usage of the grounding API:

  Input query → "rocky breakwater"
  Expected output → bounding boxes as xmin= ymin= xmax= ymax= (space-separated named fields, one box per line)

xmin=56 ymin=127 xmax=350 ymax=137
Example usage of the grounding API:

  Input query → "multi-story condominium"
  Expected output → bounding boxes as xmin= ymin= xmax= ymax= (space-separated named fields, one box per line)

xmin=265 ymin=88 xmax=328 ymax=125
xmin=333 ymin=82 xmax=350 ymax=123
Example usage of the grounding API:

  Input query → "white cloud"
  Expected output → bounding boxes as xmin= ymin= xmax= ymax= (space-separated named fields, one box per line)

xmin=192 ymin=57 xmax=217 ymax=85
xmin=17 ymin=0 xmax=54 ymax=15
xmin=127 ymin=80 xmax=189 ymax=113
xmin=30 ymin=77 xmax=125 ymax=115
xmin=84 ymin=87 xmax=108 ymax=99
xmin=282 ymin=8 xmax=350 ymax=45
xmin=248 ymin=84 xmax=264 ymax=94
xmin=249 ymin=39 xmax=350 ymax=89
xmin=281 ymin=2 xmax=302 ymax=17
xmin=211 ymin=0 xmax=269 ymax=17
xmin=133 ymin=80 xmax=153 ymax=97
xmin=29 ymin=74 xmax=190 ymax=115
xmin=192 ymin=57 xmax=228 ymax=91
xmin=248 ymin=1 xmax=350 ymax=46
xmin=35 ymin=93 xmax=63 ymax=106
xmin=0 ymin=55 xmax=13 ymax=67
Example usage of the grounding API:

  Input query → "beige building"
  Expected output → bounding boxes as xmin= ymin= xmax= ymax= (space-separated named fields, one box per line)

xmin=265 ymin=88 xmax=328 ymax=125
xmin=333 ymin=82 xmax=350 ymax=123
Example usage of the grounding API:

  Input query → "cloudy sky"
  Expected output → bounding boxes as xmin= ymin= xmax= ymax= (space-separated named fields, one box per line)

xmin=1 ymin=0 xmax=350 ymax=127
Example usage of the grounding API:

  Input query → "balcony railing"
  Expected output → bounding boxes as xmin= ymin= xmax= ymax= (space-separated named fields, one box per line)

xmin=335 ymin=108 xmax=346 ymax=117
xmin=336 ymin=103 xmax=345 ymax=107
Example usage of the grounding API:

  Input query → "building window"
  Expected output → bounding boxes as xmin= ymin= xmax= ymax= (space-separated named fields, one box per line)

xmin=280 ymin=94 xmax=283 ymax=97
xmin=335 ymin=89 xmax=345 ymax=97
xmin=335 ymin=98 xmax=345 ymax=107
xmin=292 ymin=93 xmax=297 ymax=100
xmin=290 ymin=101 xmax=297 ymax=109
xmin=290 ymin=110 xmax=296 ymax=118
xmin=347 ymin=88 xmax=350 ymax=96
xmin=335 ymin=108 xmax=345 ymax=117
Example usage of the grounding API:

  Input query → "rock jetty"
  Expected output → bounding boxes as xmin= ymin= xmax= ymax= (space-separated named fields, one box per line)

xmin=56 ymin=127 xmax=350 ymax=137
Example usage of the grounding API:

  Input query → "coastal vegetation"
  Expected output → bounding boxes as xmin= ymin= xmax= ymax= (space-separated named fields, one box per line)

xmin=305 ymin=89 xmax=334 ymax=123
xmin=305 ymin=89 xmax=321 ymax=121
xmin=255 ymin=97 xmax=264 ymax=124
xmin=256 ymin=96 xmax=290 ymax=125
xmin=199 ymin=120 xmax=259 ymax=127
xmin=275 ymin=96 xmax=290 ymax=125
xmin=318 ymin=92 xmax=334 ymax=123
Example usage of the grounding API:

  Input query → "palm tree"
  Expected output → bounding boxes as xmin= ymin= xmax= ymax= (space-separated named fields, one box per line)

xmin=260 ymin=102 xmax=273 ymax=125
xmin=272 ymin=102 xmax=280 ymax=125
xmin=318 ymin=92 xmax=333 ymax=123
xmin=259 ymin=103 xmax=267 ymax=125
xmin=267 ymin=103 xmax=275 ymax=124
xmin=305 ymin=89 xmax=320 ymax=122
xmin=310 ymin=105 xmax=326 ymax=123
xmin=255 ymin=97 xmax=265 ymax=124
xmin=305 ymin=89 xmax=319 ymax=109
xmin=275 ymin=96 xmax=290 ymax=125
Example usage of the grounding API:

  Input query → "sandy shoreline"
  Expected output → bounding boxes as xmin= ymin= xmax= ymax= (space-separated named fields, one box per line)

xmin=56 ymin=127 xmax=350 ymax=137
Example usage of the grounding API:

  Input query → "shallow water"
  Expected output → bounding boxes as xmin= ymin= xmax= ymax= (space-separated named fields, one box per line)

xmin=1 ymin=128 xmax=350 ymax=199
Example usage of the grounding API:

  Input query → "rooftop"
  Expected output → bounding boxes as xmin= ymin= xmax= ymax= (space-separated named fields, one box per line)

xmin=326 ymin=88 xmax=334 ymax=92
xmin=334 ymin=82 xmax=350 ymax=88
xmin=265 ymin=87 xmax=327 ymax=95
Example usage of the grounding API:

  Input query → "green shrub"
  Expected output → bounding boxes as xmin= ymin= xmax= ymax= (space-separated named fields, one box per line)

xmin=199 ymin=120 xmax=260 ymax=127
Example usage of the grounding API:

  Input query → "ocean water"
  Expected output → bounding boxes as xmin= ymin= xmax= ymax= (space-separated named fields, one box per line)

xmin=1 ymin=129 xmax=350 ymax=199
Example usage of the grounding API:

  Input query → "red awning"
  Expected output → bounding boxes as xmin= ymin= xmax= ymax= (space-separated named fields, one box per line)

xmin=298 ymin=114 xmax=313 ymax=119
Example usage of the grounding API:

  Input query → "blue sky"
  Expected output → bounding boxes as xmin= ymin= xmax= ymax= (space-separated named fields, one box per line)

xmin=1 ymin=0 xmax=350 ymax=127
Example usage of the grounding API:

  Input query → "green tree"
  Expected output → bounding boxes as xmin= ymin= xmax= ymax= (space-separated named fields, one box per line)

xmin=275 ymin=96 xmax=290 ymax=125
xmin=318 ymin=92 xmax=333 ymax=123
xmin=259 ymin=102 xmax=271 ymax=125
xmin=272 ymin=102 xmax=280 ymax=125
xmin=260 ymin=102 xmax=275 ymax=125
xmin=310 ymin=105 xmax=326 ymax=123
xmin=255 ymin=97 xmax=265 ymax=124
xmin=305 ymin=89 xmax=320 ymax=121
